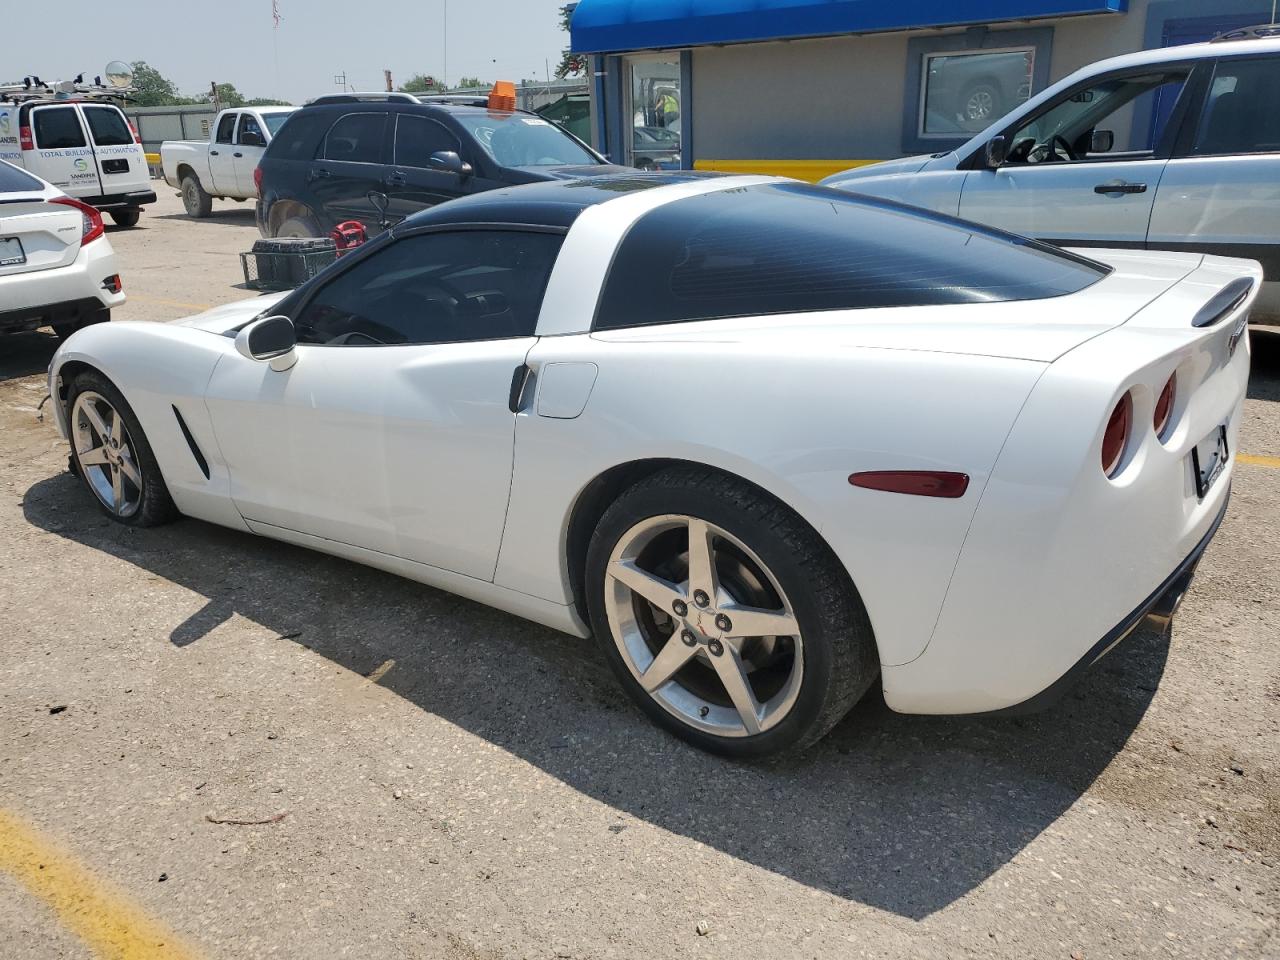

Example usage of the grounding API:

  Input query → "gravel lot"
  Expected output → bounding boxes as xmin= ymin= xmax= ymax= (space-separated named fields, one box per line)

xmin=0 ymin=187 xmax=1277 ymax=959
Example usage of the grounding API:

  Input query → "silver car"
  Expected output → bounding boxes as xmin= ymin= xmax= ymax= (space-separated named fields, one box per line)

xmin=823 ymin=28 xmax=1280 ymax=323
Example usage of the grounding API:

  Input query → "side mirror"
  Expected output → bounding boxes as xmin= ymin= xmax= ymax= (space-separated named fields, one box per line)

xmin=984 ymin=135 xmax=1008 ymax=169
xmin=235 ymin=315 xmax=297 ymax=372
xmin=1090 ymin=128 xmax=1115 ymax=153
xmin=240 ymin=131 xmax=265 ymax=147
xmin=429 ymin=150 xmax=473 ymax=177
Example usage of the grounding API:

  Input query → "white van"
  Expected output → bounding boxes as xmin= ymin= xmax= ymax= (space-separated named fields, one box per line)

xmin=0 ymin=97 xmax=155 ymax=227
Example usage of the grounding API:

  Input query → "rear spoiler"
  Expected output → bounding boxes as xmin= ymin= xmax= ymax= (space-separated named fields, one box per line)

xmin=1191 ymin=276 xmax=1254 ymax=328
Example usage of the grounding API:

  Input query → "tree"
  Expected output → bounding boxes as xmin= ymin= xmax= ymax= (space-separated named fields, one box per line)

xmin=399 ymin=73 xmax=442 ymax=94
xmin=129 ymin=61 xmax=198 ymax=106
xmin=245 ymin=97 xmax=292 ymax=106
xmin=202 ymin=82 xmax=246 ymax=108
xmin=455 ymin=76 xmax=489 ymax=90
xmin=555 ymin=5 xmax=587 ymax=80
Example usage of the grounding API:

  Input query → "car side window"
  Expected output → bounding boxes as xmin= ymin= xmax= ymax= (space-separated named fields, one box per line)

xmin=1005 ymin=69 xmax=1190 ymax=164
xmin=32 ymin=107 xmax=85 ymax=149
xmin=293 ymin=230 xmax=563 ymax=346
xmin=238 ymin=114 xmax=265 ymax=145
xmin=215 ymin=113 xmax=237 ymax=144
xmin=394 ymin=115 xmax=462 ymax=168
xmin=1193 ymin=56 xmax=1280 ymax=156
xmin=321 ymin=112 xmax=387 ymax=164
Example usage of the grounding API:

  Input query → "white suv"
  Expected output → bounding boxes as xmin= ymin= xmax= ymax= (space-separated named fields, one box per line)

xmin=0 ymin=159 xmax=125 ymax=338
xmin=822 ymin=30 xmax=1280 ymax=323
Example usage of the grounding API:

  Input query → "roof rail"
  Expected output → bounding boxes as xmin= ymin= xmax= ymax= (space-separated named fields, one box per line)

xmin=415 ymin=94 xmax=494 ymax=107
xmin=1211 ymin=22 xmax=1280 ymax=42
xmin=306 ymin=92 xmax=420 ymax=106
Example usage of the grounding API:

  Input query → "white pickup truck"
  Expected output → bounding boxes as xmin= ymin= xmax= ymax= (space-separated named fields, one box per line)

xmin=161 ymin=106 xmax=294 ymax=217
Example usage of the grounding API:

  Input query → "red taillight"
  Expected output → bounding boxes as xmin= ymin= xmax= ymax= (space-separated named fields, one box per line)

xmin=1153 ymin=374 xmax=1176 ymax=438
xmin=849 ymin=470 xmax=970 ymax=498
xmin=128 ymin=120 xmax=141 ymax=144
xmin=49 ymin=196 xmax=105 ymax=245
xmin=19 ymin=125 xmax=33 ymax=150
xmin=253 ymin=166 xmax=264 ymax=197
xmin=1101 ymin=393 xmax=1132 ymax=477
xmin=101 ymin=274 xmax=122 ymax=294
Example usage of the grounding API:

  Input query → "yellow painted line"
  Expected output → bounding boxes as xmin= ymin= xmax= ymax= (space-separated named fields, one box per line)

xmin=1238 ymin=453 xmax=1280 ymax=468
xmin=694 ymin=158 xmax=879 ymax=183
xmin=0 ymin=808 xmax=201 ymax=959
xmin=125 ymin=294 xmax=213 ymax=312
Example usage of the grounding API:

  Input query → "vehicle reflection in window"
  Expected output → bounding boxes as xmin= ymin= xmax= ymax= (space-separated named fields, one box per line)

xmin=454 ymin=114 xmax=596 ymax=168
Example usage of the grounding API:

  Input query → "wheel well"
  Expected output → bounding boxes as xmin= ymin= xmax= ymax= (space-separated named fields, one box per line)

xmin=53 ymin=360 xmax=99 ymax=417
xmin=564 ymin=458 xmax=847 ymax=631
xmin=268 ymin=200 xmax=316 ymax=236
xmin=176 ymin=164 xmax=196 ymax=184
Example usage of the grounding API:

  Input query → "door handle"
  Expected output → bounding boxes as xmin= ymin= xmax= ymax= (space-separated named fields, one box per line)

xmin=1094 ymin=181 xmax=1147 ymax=195
xmin=308 ymin=168 xmax=330 ymax=181
xmin=233 ymin=152 xmax=243 ymax=158
xmin=210 ymin=149 xmax=219 ymax=156
xmin=508 ymin=364 xmax=532 ymax=413
xmin=384 ymin=171 xmax=406 ymax=186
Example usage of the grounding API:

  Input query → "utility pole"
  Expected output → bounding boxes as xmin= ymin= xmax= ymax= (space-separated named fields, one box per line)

xmin=441 ymin=0 xmax=448 ymax=90
xmin=209 ymin=80 xmax=221 ymax=113
xmin=384 ymin=69 xmax=393 ymax=92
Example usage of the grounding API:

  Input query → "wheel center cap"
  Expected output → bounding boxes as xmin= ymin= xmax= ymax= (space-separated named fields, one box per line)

xmin=695 ymin=610 xmax=717 ymax=636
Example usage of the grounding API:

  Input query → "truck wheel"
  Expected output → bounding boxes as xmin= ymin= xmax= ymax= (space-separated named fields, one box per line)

xmin=109 ymin=210 xmax=141 ymax=228
xmin=275 ymin=215 xmax=321 ymax=238
xmin=181 ymin=175 xmax=213 ymax=218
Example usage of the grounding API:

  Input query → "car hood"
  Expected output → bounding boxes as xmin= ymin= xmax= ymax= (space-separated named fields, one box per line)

xmin=820 ymin=154 xmax=939 ymax=188
xmin=525 ymin=164 xmax=636 ymax=180
xmin=169 ymin=292 xmax=289 ymax=334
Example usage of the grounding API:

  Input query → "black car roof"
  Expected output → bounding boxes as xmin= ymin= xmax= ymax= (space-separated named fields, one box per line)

xmin=393 ymin=172 xmax=727 ymax=231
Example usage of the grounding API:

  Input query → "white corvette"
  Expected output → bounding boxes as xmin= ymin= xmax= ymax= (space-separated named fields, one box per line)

xmin=47 ymin=174 xmax=1257 ymax=756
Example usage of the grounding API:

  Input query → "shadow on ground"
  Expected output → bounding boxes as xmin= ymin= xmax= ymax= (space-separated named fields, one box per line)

xmin=1247 ymin=326 xmax=1280 ymax=402
xmin=151 ymin=207 xmax=257 ymax=228
xmin=0 ymin=330 xmax=59 ymax=384
xmin=21 ymin=471 xmax=1172 ymax=919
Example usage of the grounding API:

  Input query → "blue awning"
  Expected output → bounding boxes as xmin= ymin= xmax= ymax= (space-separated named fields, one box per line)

xmin=570 ymin=0 xmax=1127 ymax=53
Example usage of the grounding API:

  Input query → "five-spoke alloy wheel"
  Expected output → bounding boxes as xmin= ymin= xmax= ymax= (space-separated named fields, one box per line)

xmin=587 ymin=467 xmax=878 ymax=757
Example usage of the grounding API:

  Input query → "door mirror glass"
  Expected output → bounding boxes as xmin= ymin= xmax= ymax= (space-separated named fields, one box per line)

xmin=1090 ymin=128 xmax=1115 ymax=153
xmin=984 ymin=135 xmax=1008 ymax=168
xmin=428 ymin=150 xmax=473 ymax=176
xmin=240 ymin=129 xmax=265 ymax=147
xmin=236 ymin=315 xmax=298 ymax=370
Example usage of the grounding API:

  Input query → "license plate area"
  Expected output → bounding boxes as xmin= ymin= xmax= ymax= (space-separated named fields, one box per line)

xmin=1191 ymin=424 xmax=1229 ymax=499
xmin=0 ymin=236 xmax=26 ymax=266
xmin=102 ymin=158 xmax=129 ymax=174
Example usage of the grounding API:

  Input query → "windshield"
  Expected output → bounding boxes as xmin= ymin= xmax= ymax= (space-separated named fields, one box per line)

xmin=455 ymin=113 xmax=597 ymax=168
xmin=263 ymin=112 xmax=293 ymax=136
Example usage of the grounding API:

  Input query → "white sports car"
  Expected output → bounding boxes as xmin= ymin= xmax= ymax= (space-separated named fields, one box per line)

xmin=47 ymin=174 xmax=1257 ymax=756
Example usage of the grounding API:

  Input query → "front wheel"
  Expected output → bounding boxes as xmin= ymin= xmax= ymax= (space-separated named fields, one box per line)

xmin=109 ymin=210 xmax=141 ymax=227
xmin=585 ymin=467 xmax=878 ymax=757
xmin=67 ymin=371 xmax=179 ymax=527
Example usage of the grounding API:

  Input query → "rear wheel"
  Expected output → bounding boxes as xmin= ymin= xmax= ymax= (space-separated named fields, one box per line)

xmin=586 ymin=467 xmax=878 ymax=757
xmin=109 ymin=210 xmax=141 ymax=227
xmin=181 ymin=175 xmax=212 ymax=218
xmin=275 ymin=214 xmax=321 ymax=238
xmin=67 ymin=371 xmax=179 ymax=527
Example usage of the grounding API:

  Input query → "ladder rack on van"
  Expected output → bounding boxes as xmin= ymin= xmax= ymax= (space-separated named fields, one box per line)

xmin=0 ymin=76 xmax=135 ymax=105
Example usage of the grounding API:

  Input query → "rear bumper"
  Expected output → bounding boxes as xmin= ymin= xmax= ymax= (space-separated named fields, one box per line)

xmin=0 ymin=238 xmax=125 ymax=332
xmin=978 ymin=489 xmax=1228 ymax=716
xmin=81 ymin=190 xmax=157 ymax=211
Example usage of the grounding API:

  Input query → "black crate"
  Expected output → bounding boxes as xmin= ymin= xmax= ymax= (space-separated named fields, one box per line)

xmin=240 ymin=237 xmax=338 ymax=291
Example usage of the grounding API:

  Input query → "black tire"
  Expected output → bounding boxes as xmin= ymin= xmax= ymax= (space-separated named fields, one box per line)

xmin=181 ymin=174 xmax=213 ymax=218
xmin=66 ymin=370 xmax=180 ymax=527
xmin=274 ymin=214 xmax=321 ymax=238
xmin=109 ymin=210 xmax=141 ymax=227
xmin=53 ymin=307 xmax=110 ymax=341
xmin=585 ymin=466 xmax=879 ymax=758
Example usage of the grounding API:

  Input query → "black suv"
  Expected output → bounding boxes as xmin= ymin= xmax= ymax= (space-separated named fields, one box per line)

xmin=255 ymin=93 xmax=628 ymax=238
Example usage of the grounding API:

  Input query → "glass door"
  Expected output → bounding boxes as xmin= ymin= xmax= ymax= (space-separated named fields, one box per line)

xmin=624 ymin=54 xmax=683 ymax=170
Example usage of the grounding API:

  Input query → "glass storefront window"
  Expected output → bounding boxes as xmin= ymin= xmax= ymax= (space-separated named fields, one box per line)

xmin=920 ymin=48 xmax=1035 ymax=137
xmin=625 ymin=54 xmax=683 ymax=170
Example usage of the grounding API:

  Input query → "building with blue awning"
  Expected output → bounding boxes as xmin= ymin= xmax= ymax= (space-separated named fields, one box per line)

xmin=569 ymin=0 xmax=1272 ymax=178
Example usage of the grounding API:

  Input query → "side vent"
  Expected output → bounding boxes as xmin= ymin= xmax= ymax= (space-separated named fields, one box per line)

xmin=172 ymin=405 xmax=210 ymax=480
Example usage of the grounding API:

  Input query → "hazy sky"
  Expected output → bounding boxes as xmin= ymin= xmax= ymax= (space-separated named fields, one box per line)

xmin=6 ymin=0 xmax=573 ymax=103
